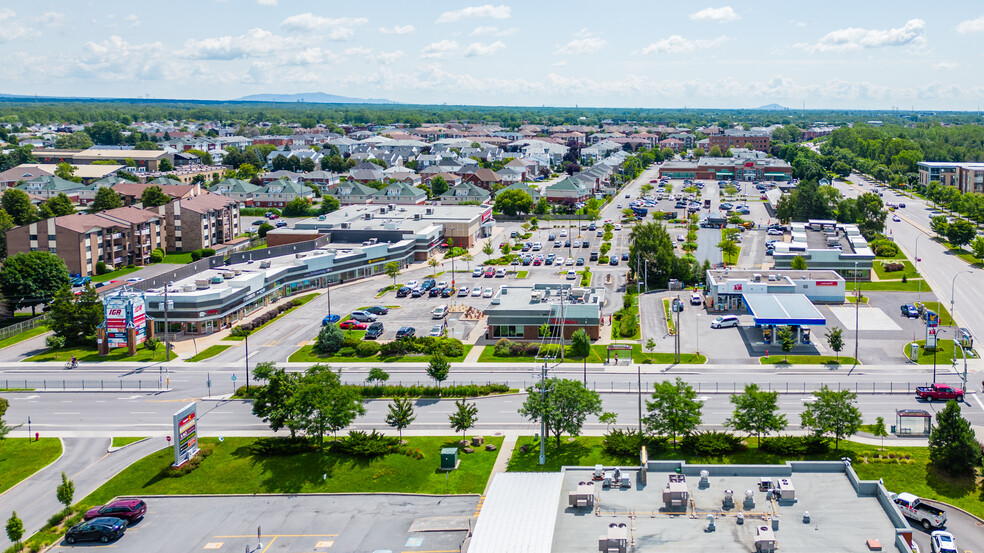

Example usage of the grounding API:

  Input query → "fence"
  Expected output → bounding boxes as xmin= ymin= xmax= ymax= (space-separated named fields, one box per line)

xmin=2 ymin=378 xmax=163 ymax=391
xmin=0 ymin=313 xmax=50 ymax=342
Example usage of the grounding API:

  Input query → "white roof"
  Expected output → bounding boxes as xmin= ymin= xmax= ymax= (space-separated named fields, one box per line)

xmin=468 ymin=472 xmax=563 ymax=553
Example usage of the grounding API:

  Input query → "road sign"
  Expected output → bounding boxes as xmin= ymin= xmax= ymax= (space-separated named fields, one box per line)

xmin=231 ymin=374 xmax=237 ymax=381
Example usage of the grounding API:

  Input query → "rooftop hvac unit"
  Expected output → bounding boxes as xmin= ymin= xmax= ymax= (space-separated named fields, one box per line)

xmin=388 ymin=203 xmax=396 ymax=210
xmin=259 ymin=260 xmax=271 ymax=269
xmin=233 ymin=269 xmax=243 ymax=276
xmin=341 ymin=222 xmax=350 ymax=229
xmin=195 ymin=280 xmax=210 ymax=290
xmin=777 ymin=478 xmax=796 ymax=501
xmin=210 ymin=276 xmax=224 ymax=284
xmin=568 ymin=481 xmax=595 ymax=508
xmin=754 ymin=525 xmax=777 ymax=553
xmin=364 ymin=213 xmax=372 ymax=220
xmin=426 ymin=207 xmax=434 ymax=215
xmin=753 ymin=273 xmax=762 ymax=282
xmin=597 ymin=523 xmax=628 ymax=553
xmin=296 ymin=253 xmax=307 ymax=259
xmin=414 ymin=213 xmax=422 ymax=220
xmin=222 ymin=272 xmax=235 ymax=279
xmin=662 ymin=475 xmax=689 ymax=510
xmin=182 ymin=284 xmax=196 ymax=292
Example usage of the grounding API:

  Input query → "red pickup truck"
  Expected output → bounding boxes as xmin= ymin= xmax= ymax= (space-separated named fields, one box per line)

xmin=915 ymin=384 xmax=964 ymax=402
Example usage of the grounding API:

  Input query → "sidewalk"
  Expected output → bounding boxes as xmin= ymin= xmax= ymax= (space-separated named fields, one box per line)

xmin=484 ymin=432 xmax=519 ymax=495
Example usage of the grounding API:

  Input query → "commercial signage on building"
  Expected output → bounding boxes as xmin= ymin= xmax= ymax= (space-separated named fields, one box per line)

xmin=103 ymin=292 xmax=149 ymax=348
xmin=481 ymin=207 xmax=493 ymax=222
xmin=926 ymin=326 xmax=938 ymax=349
xmin=732 ymin=283 xmax=743 ymax=292
xmin=172 ymin=402 xmax=199 ymax=467
xmin=816 ymin=281 xmax=838 ymax=286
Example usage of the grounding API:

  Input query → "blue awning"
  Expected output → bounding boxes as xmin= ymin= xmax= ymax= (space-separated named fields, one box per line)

xmin=742 ymin=294 xmax=826 ymax=326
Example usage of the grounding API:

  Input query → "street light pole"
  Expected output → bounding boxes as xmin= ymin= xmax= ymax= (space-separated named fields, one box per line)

xmin=245 ymin=330 xmax=250 ymax=393
xmin=164 ymin=282 xmax=172 ymax=362
xmin=949 ymin=269 xmax=973 ymax=363
xmin=539 ymin=361 xmax=547 ymax=466
xmin=854 ymin=262 xmax=859 ymax=364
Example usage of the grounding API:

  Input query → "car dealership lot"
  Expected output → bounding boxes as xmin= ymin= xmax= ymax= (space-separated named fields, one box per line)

xmin=48 ymin=495 xmax=478 ymax=553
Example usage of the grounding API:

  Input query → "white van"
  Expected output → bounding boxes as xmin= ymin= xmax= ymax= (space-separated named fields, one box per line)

xmin=432 ymin=305 xmax=449 ymax=319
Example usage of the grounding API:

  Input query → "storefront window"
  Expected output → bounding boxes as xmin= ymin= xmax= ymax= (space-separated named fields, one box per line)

xmin=492 ymin=325 xmax=523 ymax=338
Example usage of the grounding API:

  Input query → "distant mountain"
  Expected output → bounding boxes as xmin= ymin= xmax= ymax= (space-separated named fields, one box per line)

xmin=233 ymin=92 xmax=397 ymax=104
xmin=755 ymin=103 xmax=789 ymax=111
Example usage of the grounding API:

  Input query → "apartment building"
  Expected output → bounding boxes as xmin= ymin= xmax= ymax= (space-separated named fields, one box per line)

xmin=33 ymin=148 xmax=173 ymax=172
xmin=917 ymin=161 xmax=984 ymax=194
xmin=151 ymin=192 xmax=240 ymax=252
xmin=5 ymin=207 xmax=166 ymax=275
xmin=708 ymin=130 xmax=771 ymax=153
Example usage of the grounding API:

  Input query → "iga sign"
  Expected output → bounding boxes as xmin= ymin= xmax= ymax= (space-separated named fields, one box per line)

xmin=172 ymin=403 xmax=200 ymax=467
xmin=815 ymin=281 xmax=838 ymax=286
xmin=102 ymin=292 xmax=149 ymax=348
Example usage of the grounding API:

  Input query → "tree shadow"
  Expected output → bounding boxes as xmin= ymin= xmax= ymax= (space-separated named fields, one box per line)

xmin=922 ymin=462 xmax=977 ymax=500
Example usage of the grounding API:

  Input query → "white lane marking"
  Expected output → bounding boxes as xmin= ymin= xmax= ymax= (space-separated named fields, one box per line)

xmin=53 ymin=412 xmax=80 ymax=415
xmin=12 ymin=395 xmax=40 ymax=400
xmin=972 ymin=393 xmax=984 ymax=411
xmin=129 ymin=411 xmax=157 ymax=414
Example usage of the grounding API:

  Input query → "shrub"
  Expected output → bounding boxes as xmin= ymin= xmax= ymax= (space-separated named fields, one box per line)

xmin=881 ymin=261 xmax=904 ymax=272
xmin=315 ymin=324 xmax=343 ymax=354
xmin=190 ymin=250 xmax=201 ymax=262
xmin=167 ymin=444 xmax=213 ymax=476
xmin=200 ymin=248 xmax=216 ymax=258
xmin=230 ymin=326 xmax=252 ymax=337
xmin=437 ymin=338 xmax=464 ymax=358
xmin=337 ymin=346 xmax=357 ymax=357
xmin=342 ymin=332 xmax=361 ymax=349
xmin=149 ymin=248 xmax=164 ymax=263
xmin=45 ymin=334 xmax=66 ymax=349
xmin=759 ymin=435 xmax=830 ymax=456
xmin=330 ymin=430 xmax=401 ymax=458
xmin=680 ymin=431 xmax=746 ymax=457
xmin=871 ymin=239 xmax=898 ymax=258
xmin=618 ymin=315 xmax=639 ymax=338
xmin=379 ymin=339 xmax=412 ymax=357
xmin=603 ymin=428 xmax=668 ymax=458
xmin=494 ymin=338 xmax=515 ymax=356
xmin=143 ymin=337 xmax=161 ymax=351
xmin=95 ymin=261 xmax=107 ymax=275
xmin=356 ymin=341 xmax=380 ymax=357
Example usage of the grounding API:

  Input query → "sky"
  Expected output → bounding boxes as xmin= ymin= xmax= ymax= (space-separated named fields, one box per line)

xmin=1 ymin=1 xmax=982 ymax=110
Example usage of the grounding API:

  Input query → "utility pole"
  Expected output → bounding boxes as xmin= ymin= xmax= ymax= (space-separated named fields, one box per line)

xmin=853 ymin=262 xmax=859 ymax=364
xmin=637 ymin=364 xmax=643 ymax=433
xmin=245 ymin=330 xmax=250 ymax=392
xmin=559 ymin=287 xmax=566 ymax=362
xmin=539 ymin=361 xmax=547 ymax=466
xmin=164 ymin=283 xmax=171 ymax=361
xmin=674 ymin=297 xmax=681 ymax=363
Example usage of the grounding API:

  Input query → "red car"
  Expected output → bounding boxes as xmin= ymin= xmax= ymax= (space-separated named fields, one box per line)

xmin=339 ymin=320 xmax=367 ymax=330
xmin=484 ymin=267 xmax=495 ymax=277
xmin=84 ymin=499 xmax=147 ymax=523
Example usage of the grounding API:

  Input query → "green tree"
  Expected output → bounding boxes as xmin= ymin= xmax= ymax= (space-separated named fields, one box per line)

xmin=427 ymin=353 xmax=450 ymax=390
xmin=854 ymin=192 xmax=887 ymax=240
xmin=599 ymin=411 xmax=618 ymax=431
xmin=482 ymin=240 xmax=494 ymax=261
xmin=971 ymin=235 xmax=984 ymax=262
xmin=257 ymin=222 xmax=274 ymax=238
xmin=293 ymin=364 xmax=365 ymax=448
xmin=449 ymin=398 xmax=479 ymax=441
xmin=0 ymin=209 xmax=14 ymax=260
xmin=186 ymin=149 xmax=213 ymax=165
xmin=717 ymin=238 xmax=738 ymax=266
xmin=384 ymin=261 xmax=401 ymax=287
xmin=708 ymin=145 xmax=723 ymax=157
xmin=929 ymin=215 xmax=949 ymax=237
xmin=6 ymin=512 xmax=23 ymax=549
xmin=944 ymin=219 xmax=976 ymax=248
xmin=366 ymin=368 xmax=390 ymax=383
xmin=55 ymin=132 xmax=93 ymax=149
xmin=430 ymin=176 xmax=449 ymax=197
xmin=251 ymin=362 xmax=302 ymax=437
xmin=570 ymin=328 xmax=591 ymax=358
xmin=140 ymin=185 xmax=170 ymax=208
xmin=42 ymin=192 xmax=76 ymax=217
xmin=56 ymin=471 xmax=75 ymax=510
xmin=385 ymin=397 xmax=416 ymax=440
xmin=318 ymin=195 xmax=340 ymax=215
xmin=928 ymin=400 xmax=981 ymax=476
xmin=315 ymin=323 xmax=344 ymax=354
xmin=0 ymin=397 xmax=15 ymax=441
xmin=645 ymin=378 xmax=703 ymax=447
xmin=282 ymin=197 xmax=313 ymax=217
xmin=159 ymin=158 xmax=175 ymax=172
xmin=133 ymin=140 xmax=161 ymax=151
xmin=54 ymin=162 xmax=80 ymax=182
xmin=88 ymin=186 xmax=123 ymax=213
xmin=873 ymin=416 xmax=888 ymax=450
xmin=825 ymin=326 xmax=844 ymax=361
xmin=494 ymin=189 xmax=533 ymax=216
xmin=86 ymin=121 xmax=125 ymax=145
xmin=628 ymin=221 xmax=676 ymax=289
xmin=48 ymin=285 xmax=103 ymax=345
xmin=645 ymin=338 xmax=656 ymax=361
xmin=790 ymin=255 xmax=808 ymax=270
xmin=2 ymin=188 xmax=40 ymax=226
xmin=519 ymin=378 xmax=602 ymax=446
xmin=724 ymin=384 xmax=787 ymax=445
xmin=692 ymin=147 xmax=705 ymax=159
xmin=777 ymin=326 xmax=795 ymax=361
xmin=237 ymin=163 xmax=258 ymax=181
xmin=0 ymin=251 xmax=70 ymax=315
xmin=799 ymin=385 xmax=862 ymax=450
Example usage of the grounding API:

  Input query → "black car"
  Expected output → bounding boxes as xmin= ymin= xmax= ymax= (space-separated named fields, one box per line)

xmin=396 ymin=326 xmax=416 ymax=339
xmin=441 ymin=287 xmax=455 ymax=298
xmin=564 ymin=240 xmax=571 ymax=247
xmin=621 ymin=252 xmax=629 ymax=261
xmin=429 ymin=287 xmax=443 ymax=297
xmin=410 ymin=287 xmax=425 ymax=298
xmin=365 ymin=306 xmax=388 ymax=315
xmin=396 ymin=286 xmax=411 ymax=298
xmin=364 ymin=322 xmax=384 ymax=339
xmin=609 ymin=257 xmax=619 ymax=265
xmin=65 ymin=517 xmax=126 ymax=544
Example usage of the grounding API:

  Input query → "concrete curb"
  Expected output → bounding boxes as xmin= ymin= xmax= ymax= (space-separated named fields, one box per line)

xmin=107 ymin=437 xmax=150 ymax=453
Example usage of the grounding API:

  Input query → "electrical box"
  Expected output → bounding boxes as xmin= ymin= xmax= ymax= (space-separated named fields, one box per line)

xmin=440 ymin=448 xmax=458 ymax=470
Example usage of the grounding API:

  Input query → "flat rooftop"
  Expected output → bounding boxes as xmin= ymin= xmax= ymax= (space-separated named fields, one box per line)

xmin=296 ymin=203 xmax=490 ymax=230
xmin=743 ymin=293 xmax=826 ymax=326
xmin=707 ymin=269 xmax=843 ymax=284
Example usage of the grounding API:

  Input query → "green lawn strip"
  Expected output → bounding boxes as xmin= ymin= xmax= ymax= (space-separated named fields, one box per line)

xmin=505 ymin=436 xmax=983 ymax=519
xmin=516 ymin=270 xmax=530 ymax=279
xmin=160 ymin=252 xmax=194 ymax=264
xmin=662 ymin=298 xmax=675 ymax=334
xmin=111 ymin=437 xmax=145 ymax=448
xmin=476 ymin=344 xmax=610 ymax=364
xmin=376 ymin=284 xmax=403 ymax=298
xmin=759 ymin=355 xmax=858 ymax=365
xmin=81 ymin=436 xmax=502 ymax=500
xmin=25 ymin=342 xmax=175 ymax=362
xmin=0 ymin=438 xmax=62 ymax=495
xmin=915 ymin=301 xmax=954 ymax=326
xmin=626 ymin=344 xmax=705 ymax=364
xmin=905 ymin=339 xmax=979 ymax=365
xmin=872 ymin=259 xmax=919 ymax=281
xmin=90 ymin=266 xmax=142 ymax=283
xmin=932 ymin=238 xmax=984 ymax=267
xmin=0 ymin=325 xmax=49 ymax=349
xmin=289 ymin=344 xmax=472 ymax=364
xmin=226 ymin=293 xmax=321 ymax=340
xmin=846 ymin=280 xmax=927 ymax=292
xmin=845 ymin=296 xmax=869 ymax=304
xmin=185 ymin=345 xmax=231 ymax=362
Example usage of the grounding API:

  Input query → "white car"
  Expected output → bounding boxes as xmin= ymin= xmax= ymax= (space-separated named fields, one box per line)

xmin=614 ymin=224 xmax=622 ymax=231
xmin=566 ymin=270 xmax=577 ymax=280
xmin=767 ymin=229 xmax=784 ymax=236
xmin=560 ymin=229 xmax=568 ymax=237
xmin=690 ymin=293 xmax=703 ymax=306
xmin=710 ymin=315 xmax=739 ymax=328
xmin=677 ymin=234 xmax=685 ymax=242
xmin=471 ymin=287 xmax=483 ymax=297
xmin=892 ymin=214 xmax=901 ymax=222
xmin=457 ymin=286 xmax=470 ymax=297
xmin=472 ymin=267 xmax=484 ymax=277
xmin=430 ymin=325 xmax=444 ymax=337
xmin=931 ymin=531 xmax=957 ymax=553
xmin=405 ymin=280 xmax=419 ymax=289
xmin=565 ymin=257 xmax=575 ymax=266
xmin=483 ymin=287 xmax=494 ymax=298
xmin=554 ymin=257 xmax=565 ymax=266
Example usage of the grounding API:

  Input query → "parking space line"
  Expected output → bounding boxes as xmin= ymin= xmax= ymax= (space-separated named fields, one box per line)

xmin=215 ymin=535 xmax=338 ymax=538
xmin=400 ymin=550 xmax=459 ymax=553
xmin=972 ymin=393 xmax=984 ymax=411
xmin=203 ymin=543 xmax=223 ymax=549
xmin=260 ymin=536 xmax=277 ymax=553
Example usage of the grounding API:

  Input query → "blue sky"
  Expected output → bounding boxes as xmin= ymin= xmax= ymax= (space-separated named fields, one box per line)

xmin=1 ymin=1 xmax=982 ymax=110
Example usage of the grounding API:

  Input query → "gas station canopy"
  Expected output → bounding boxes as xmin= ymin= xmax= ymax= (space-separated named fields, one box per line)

xmin=742 ymin=294 xmax=826 ymax=326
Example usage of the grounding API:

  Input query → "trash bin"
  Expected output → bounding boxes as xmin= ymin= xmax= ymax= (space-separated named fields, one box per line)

xmin=891 ymin=425 xmax=896 ymax=434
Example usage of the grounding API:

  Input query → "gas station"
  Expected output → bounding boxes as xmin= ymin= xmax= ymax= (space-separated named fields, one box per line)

xmin=742 ymin=294 xmax=827 ymax=345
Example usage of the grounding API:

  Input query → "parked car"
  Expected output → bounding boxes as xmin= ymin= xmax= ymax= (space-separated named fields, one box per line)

xmin=710 ymin=315 xmax=739 ymax=328
xmin=916 ymin=383 xmax=964 ymax=402
xmin=365 ymin=306 xmax=388 ymax=315
xmin=395 ymin=327 xmax=416 ymax=339
xmin=566 ymin=257 xmax=576 ymax=266
xmin=405 ymin=280 xmax=419 ymax=289
xmin=410 ymin=287 xmax=425 ymax=298
xmin=566 ymin=270 xmax=577 ymax=280
xmin=609 ymin=256 xmax=618 ymax=265
xmin=322 ymin=314 xmax=341 ymax=325
xmin=349 ymin=310 xmax=377 ymax=322
xmin=432 ymin=305 xmax=449 ymax=319
xmin=65 ymin=518 xmax=127 ymax=544
xmin=483 ymin=287 xmax=494 ymax=298
xmin=339 ymin=320 xmax=367 ymax=330
xmin=484 ymin=267 xmax=495 ymax=277
xmin=473 ymin=267 xmax=484 ymax=277
xmin=457 ymin=286 xmax=470 ymax=297
xmin=767 ymin=228 xmax=784 ymax=236
xmin=931 ymin=531 xmax=957 ymax=553
xmin=894 ymin=493 xmax=946 ymax=529
xmin=900 ymin=304 xmax=919 ymax=318
xmin=275 ymin=221 xmax=288 ymax=228
xmin=430 ymin=325 xmax=444 ymax=337
xmin=441 ymin=287 xmax=456 ymax=298
xmin=690 ymin=293 xmax=703 ymax=305
xmin=84 ymin=499 xmax=147 ymax=523
xmin=621 ymin=252 xmax=629 ymax=261
xmin=495 ymin=268 xmax=507 ymax=277
xmin=892 ymin=215 xmax=901 ymax=222
xmin=471 ymin=287 xmax=483 ymax=297
xmin=421 ymin=279 xmax=436 ymax=290
xmin=429 ymin=287 xmax=444 ymax=297
xmin=364 ymin=322 xmax=384 ymax=339
xmin=396 ymin=287 xmax=411 ymax=298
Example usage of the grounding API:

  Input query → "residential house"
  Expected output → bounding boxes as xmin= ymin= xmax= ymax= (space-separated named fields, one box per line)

xmin=328 ymin=181 xmax=378 ymax=205
xmin=209 ymin=178 xmax=261 ymax=204
xmin=252 ymin=178 xmax=315 ymax=207
xmin=497 ymin=181 xmax=541 ymax=203
xmin=15 ymin=175 xmax=90 ymax=200
xmin=440 ymin=181 xmax=489 ymax=205
xmin=544 ymin=177 xmax=591 ymax=202
xmin=111 ymin=182 xmax=200 ymax=206
xmin=372 ymin=182 xmax=427 ymax=205
xmin=0 ymin=166 xmax=52 ymax=190
xmin=421 ymin=171 xmax=463 ymax=186
xmin=462 ymin=168 xmax=502 ymax=190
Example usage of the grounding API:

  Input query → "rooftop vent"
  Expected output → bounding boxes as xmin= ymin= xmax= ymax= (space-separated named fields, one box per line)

xmin=195 ymin=279 xmax=210 ymax=290
xmin=259 ymin=260 xmax=271 ymax=269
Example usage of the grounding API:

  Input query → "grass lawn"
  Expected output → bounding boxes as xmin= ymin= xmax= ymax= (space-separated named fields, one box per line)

xmin=289 ymin=343 xmax=472 ymax=364
xmin=505 ymin=436 xmax=984 ymax=519
xmin=905 ymin=339 xmax=978 ymax=364
xmin=161 ymin=252 xmax=194 ymax=264
xmin=932 ymin=237 xmax=984 ymax=267
xmin=81 ymin=436 xmax=502 ymax=501
xmin=226 ymin=293 xmax=320 ymax=340
xmin=477 ymin=344 xmax=636 ymax=364
xmin=0 ymin=438 xmax=62 ymax=495
xmin=516 ymin=270 xmax=530 ymax=279
xmin=111 ymin=437 xmax=145 ymax=448
xmin=662 ymin=298 xmax=675 ymax=334
xmin=25 ymin=342 xmax=175 ymax=363
xmin=376 ymin=284 xmax=403 ymax=298
xmin=90 ymin=266 xmax=142 ymax=283
xmin=0 ymin=325 xmax=49 ymax=349
xmin=626 ymin=344 xmax=705 ymax=364
xmin=185 ymin=345 xmax=231 ymax=362
xmin=915 ymin=301 xmax=954 ymax=326
xmin=845 ymin=296 xmax=869 ymax=304
xmin=872 ymin=259 xmax=920 ymax=280
xmin=759 ymin=355 xmax=858 ymax=365
xmin=847 ymin=280 xmax=927 ymax=292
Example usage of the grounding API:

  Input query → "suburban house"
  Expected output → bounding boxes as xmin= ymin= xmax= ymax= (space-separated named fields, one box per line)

xmin=372 ymin=182 xmax=427 ymax=205
xmin=440 ymin=181 xmax=489 ymax=205
xmin=497 ymin=181 xmax=541 ymax=203
xmin=209 ymin=178 xmax=261 ymax=203
xmin=252 ymin=178 xmax=315 ymax=207
xmin=327 ymin=181 xmax=378 ymax=205
xmin=422 ymin=171 xmax=463 ymax=186
xmin=111 ymin=181 xmax=201 ymax=206
xmin=15 ymin=175 xmax=90 ymax=200
xmin=462 ymin=168 xmax=502 ymax=190
xmin=544 ymin=177 xmax=592 ymax=202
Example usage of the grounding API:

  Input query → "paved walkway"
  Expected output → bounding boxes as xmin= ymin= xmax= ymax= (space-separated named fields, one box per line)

xmin=0 ymin=437 xmax=166 ymax=550
xmin=484 ymin=432 xmax=519 ymax=495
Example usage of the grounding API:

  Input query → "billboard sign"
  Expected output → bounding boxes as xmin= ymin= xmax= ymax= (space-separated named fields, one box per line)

xmin=926 ymin=312 xmax=939 ymax=328
xmin=172 ymin=403 xmax=199 ymax=467
xmin=926 ymin=326 xmax=938 ymax=349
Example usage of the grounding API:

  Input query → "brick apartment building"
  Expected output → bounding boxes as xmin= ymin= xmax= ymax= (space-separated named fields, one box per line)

xmin=150 ymin=191 xmax=241 ymax=252
xmin=33 ymin=148 xmax=173 ymax=172
xmin=708 ymin=130 xmax=771 ymax=153
xmin=6 ymin=207 xmax=166 ymax=275
xmin=917 ymin=161 xmax=984 ymax=194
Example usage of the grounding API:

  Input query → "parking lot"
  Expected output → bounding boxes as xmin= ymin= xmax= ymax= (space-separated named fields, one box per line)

xmin=48 ymin=495 xmax=478 ymax=553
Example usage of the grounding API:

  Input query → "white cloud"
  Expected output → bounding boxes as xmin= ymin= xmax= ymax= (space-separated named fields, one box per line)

xmin=935 ymin=61 xmax=958 ymax=70
xmin=257 ymin=0 xmax=277 ymax=5
xmin=796 ymin=19 xmax=926 ymax=53
xmin=436 ymin=5 xmax=510 ymax=23
xmin=421 ymin=40 xmax=459 ymax=59
xmin=182 ymin=28 xmax=301 ymax=60
xmin=552 ymin=60 xmax=567 ymax=67
xmin=636 ymin=35 xmax=727 ymax=55
xmin=125 ymin=14 xmax=140 ymax=28
xmin=471 ymin=25 xmax=516 ymax=37
xmin=379 ymin=24 xmax=414 ymax=35
xmin=289 ymin=47 xmax=337 ymax=65
xmin=370 ymin=50 xmax=404 ymax=64
xmin=554 ymin=29 xmax=606 ymax=55
xmin=0 ymin=9 xmax=40 ymax=42
xmin=690 ymin=6 xmax=739 ymax=23
xmin=790 ymin=20 xmax=806 ymax=27
xmin=956 ymin=15 xmax=984 ymax=34
xmin=465 ymin=41 xmax=505 ymax=57
xmin=280 ymin=14 xmax=368 ymax=40
xmin=38 ymin=12 xmax=67 ymax=27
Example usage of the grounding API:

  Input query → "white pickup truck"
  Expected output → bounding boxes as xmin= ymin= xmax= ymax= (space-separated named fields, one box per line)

xmin=893 ymin=492 xmax=946 ymax=530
